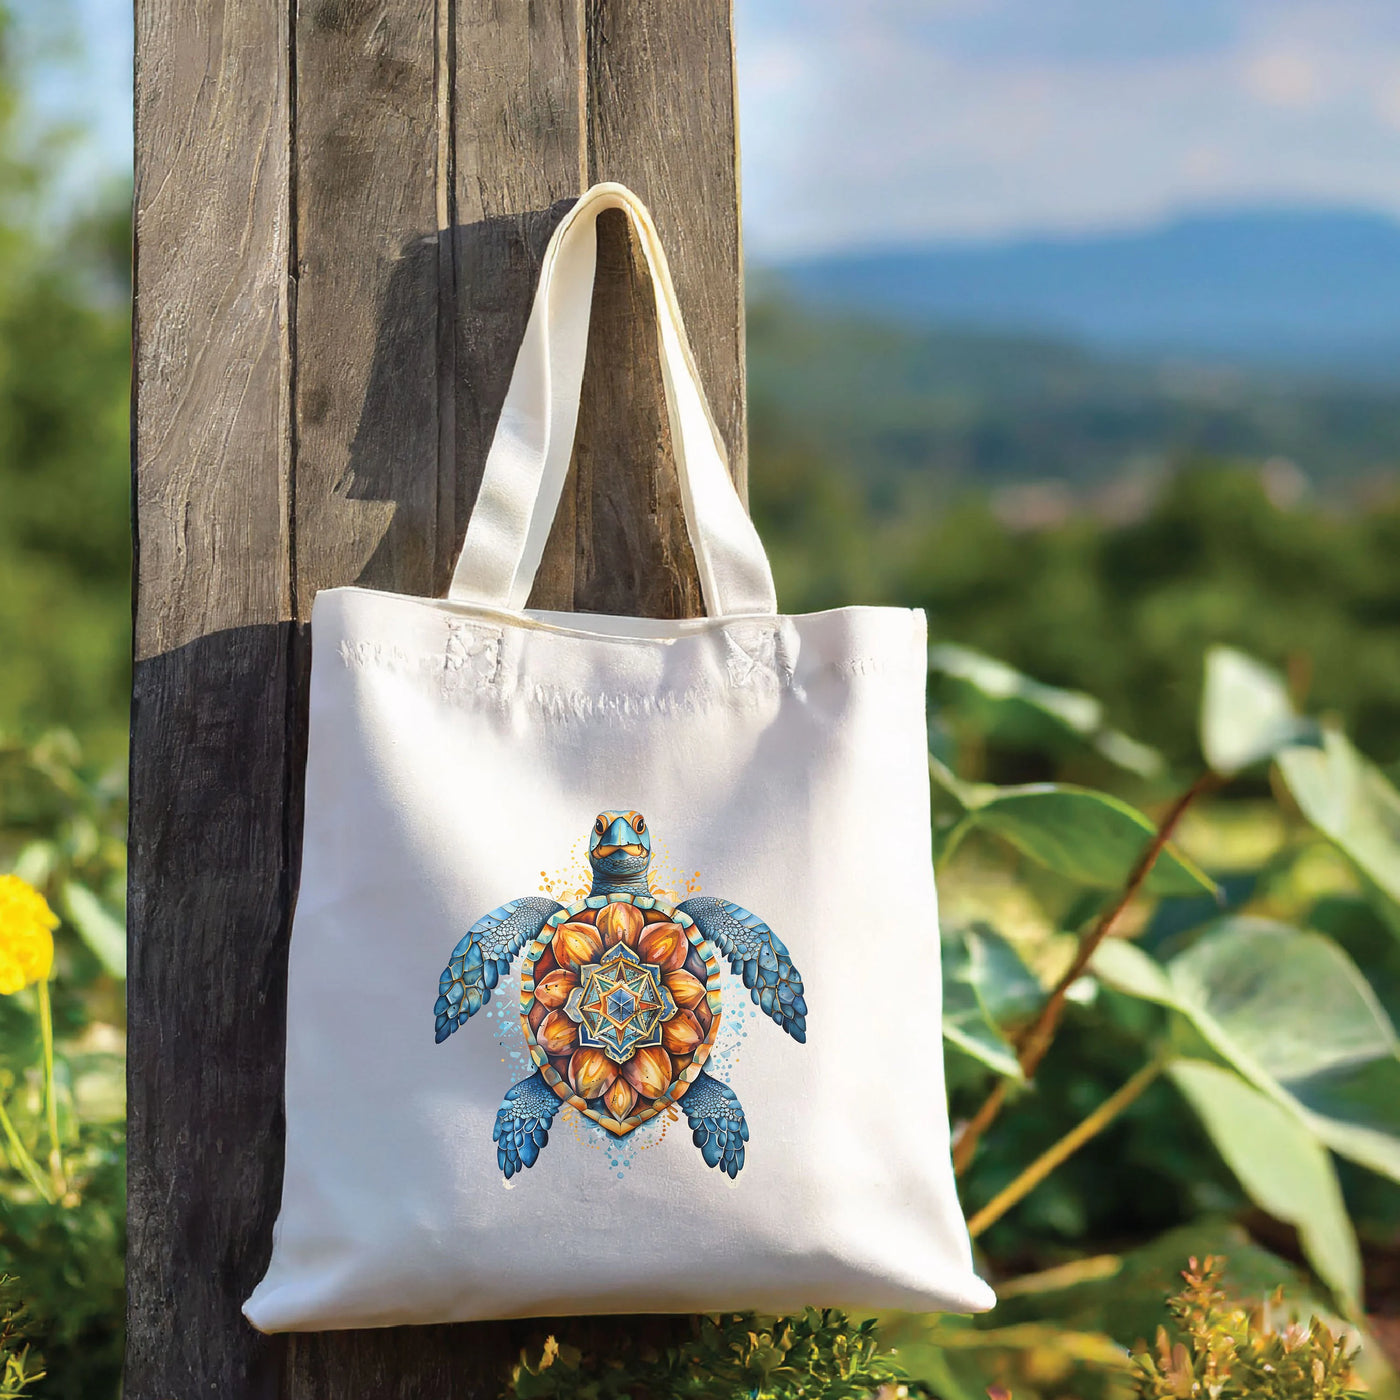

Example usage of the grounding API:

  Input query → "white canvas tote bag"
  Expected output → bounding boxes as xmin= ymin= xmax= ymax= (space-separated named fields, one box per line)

xmin=244 ymin=182 xmax=994 ymax=1331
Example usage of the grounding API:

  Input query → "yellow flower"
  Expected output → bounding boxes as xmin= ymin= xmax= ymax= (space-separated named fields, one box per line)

xmin=0 ymin=875 xmax=57 ymax=994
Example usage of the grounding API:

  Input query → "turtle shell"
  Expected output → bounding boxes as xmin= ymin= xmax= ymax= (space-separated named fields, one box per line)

xmin=519 ymin=893 xmax=723 ymax=1137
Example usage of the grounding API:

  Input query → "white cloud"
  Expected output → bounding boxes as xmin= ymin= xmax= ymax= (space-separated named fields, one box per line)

xmin=1243 ymin=51 xmax=1322 ymax=108
xmin=737 ymin=0 xmax=1400 ymax=254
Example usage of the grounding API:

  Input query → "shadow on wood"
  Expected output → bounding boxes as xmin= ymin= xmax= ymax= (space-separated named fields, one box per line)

xmin=337 ymin=205 xmax=704 ymax=614
xmin=127 ymin=623 xmax=302 ymax=1400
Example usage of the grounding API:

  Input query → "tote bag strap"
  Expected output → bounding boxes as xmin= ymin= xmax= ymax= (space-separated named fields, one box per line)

xmin=447 ymin=183 xmax=779 ymax=618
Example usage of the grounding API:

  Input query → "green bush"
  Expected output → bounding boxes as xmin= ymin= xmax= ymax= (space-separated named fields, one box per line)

xmin=749 ymin=424 xmax=1400 ymax=772
xmin=1132 ymin=1257 xmax=1359 ymax=1400
xmin=0 ymin=735 xmax=125 ymax=1400
xmin=510 ymin=1312 xmax=912 ymax=1400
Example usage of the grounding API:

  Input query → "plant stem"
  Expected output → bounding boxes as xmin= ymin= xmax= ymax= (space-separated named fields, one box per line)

xmin=1014 ymin=769 xmax=1219 ymax=1076
xmin=966 ymin=1056 xmax=1167 ymax=1239
xmin=0 ymin=1095 xmax=54 ymax=1205
xmin=952 ymin=769 xmax=1219 ymax=1175
xmin=35 ymin=979 xmax=66 ymax=1197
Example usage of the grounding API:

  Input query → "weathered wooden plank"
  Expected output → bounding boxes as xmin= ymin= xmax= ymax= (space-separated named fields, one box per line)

xmin=532 ymin=205 xmax=704 ymax=615
xmin=128 ymin=0 xmax=293 ymax=1394
xmin=131 ymin=0 xmax=294 ymax=656
xmin=291 ymin=0 xmax=442 ymax=604
xmin=531 ymin=0 xmax=746 ymax=615
xmin=449 ymin=0 xmax=587 ymax=597
xmin=586 ymin=0 xmax=747 ymax=498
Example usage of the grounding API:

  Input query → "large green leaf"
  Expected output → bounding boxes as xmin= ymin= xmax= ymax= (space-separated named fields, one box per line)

xmin=1097 ymin=918 xmax=1400 ymax=1185
xmin=952 ymin=785 xmax=1217 ymax=896
xmin=1199 ymin=646 xmax=1319 ymax=776
xmin=1279 ymin=729 xmax=1400 ymax=912
xmin=941 ymin=924 xmax=1040 ymax=1080
xmin=1169 ymin=1059 xmax=1361 ymax=1308
xmin=61 ymin=880 xmax=126 ymax=980
xmin=930 ymin=643 xmax=1162 ymax=777
xmin=1091 ymin=936 xmax=1178 ymax=1007
xmin=928 ymin=752 xmax=993 ymax=813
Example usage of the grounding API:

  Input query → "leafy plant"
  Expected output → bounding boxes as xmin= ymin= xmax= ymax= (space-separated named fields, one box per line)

xmin=508 ymin=1310 xmax=916 ymax=1400
xmin=1132 ymin=1256 xmax=1360 ymax=1400
xmin=0 ymin=735 xmax=124 ymax=1400
xmin=0 ymin=1277 xmax=42 ymax=1398
xmin=923 ymin=642 xmax=1400 ymax=1399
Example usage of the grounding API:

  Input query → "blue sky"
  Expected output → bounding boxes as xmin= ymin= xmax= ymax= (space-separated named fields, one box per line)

xmin=22 ymin=0 xmax=1400 ymax=256
xmin=737 ymin=0 xmax=1400 ymax=253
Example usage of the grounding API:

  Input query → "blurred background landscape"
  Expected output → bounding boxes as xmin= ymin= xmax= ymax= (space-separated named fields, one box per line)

xmin=3 ymin=1 xmax=1400 ymax=773
xmin=2 ymin=1 xmax=1400 ymax=1397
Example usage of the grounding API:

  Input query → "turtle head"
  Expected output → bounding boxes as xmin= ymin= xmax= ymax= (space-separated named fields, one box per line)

xmin=588 ymin=810 xmax=652 ymax=886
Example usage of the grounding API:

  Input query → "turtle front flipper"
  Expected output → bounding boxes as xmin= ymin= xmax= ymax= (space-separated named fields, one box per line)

xmin=681 ymin=1071 xmax=749 ymax=1179
xmin=677 ymin=897 xmax=807 ymax=1043
xmin=493 ymin=1070 xmax=561 ymax=1179
xmin=435 ymin=896 xmax=563 ymax=1042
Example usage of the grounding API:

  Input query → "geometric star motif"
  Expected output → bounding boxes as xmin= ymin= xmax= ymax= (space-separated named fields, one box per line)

xmin=563 ymin=943 xmax=678 ymax=1066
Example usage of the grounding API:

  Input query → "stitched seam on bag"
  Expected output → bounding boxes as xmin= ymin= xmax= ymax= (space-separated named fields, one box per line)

xmin=523 ymin=684 xmax=711 ymax=721
xmin=722 ymin=622 xmax=803 ymax=697
xmin=443 ymin=620 xmax=504 ymax=691
xmin=835 ymin=655 xmax=895 ymax=678
xmin=338 ymin=639 xmax=414 ymax=672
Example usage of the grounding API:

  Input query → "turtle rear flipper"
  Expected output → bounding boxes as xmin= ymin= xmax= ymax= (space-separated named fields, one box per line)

xmin=682 ymin=1071 xmax=749 ymax=1179
xmin=493 ymin=1070 xmax=560 ymax=1179
xmin=435 ymin=896 xmax=563 ymax=1042
xmin=678 ymin=896 xmax=807 ymax=1042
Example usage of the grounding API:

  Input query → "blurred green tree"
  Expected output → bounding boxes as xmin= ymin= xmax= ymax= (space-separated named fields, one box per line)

xmin=0 ymin=3 xmax=130 ymax=763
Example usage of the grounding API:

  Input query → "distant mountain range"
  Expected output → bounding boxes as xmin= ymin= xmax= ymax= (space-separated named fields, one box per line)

xmin=767 ymin=208 xmax=1400 ymax=374
xmin=744 ymin=294 xmax=1400 ymax=501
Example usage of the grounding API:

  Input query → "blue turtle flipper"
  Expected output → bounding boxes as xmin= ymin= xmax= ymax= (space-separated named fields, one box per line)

xmin=491 ymin=1070 xmax=561 ymax=1180
xmin=681 ymin=1071 xmax=749 ymax=1179
xmin=677 ymin=896 xmax=808 ymax=1043
xmin=434 ymin=896 xmax=563 ymax=1042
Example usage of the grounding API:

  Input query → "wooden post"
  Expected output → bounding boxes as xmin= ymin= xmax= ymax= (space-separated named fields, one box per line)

xmin=129 ymin=2 xmax=746 ymax=1395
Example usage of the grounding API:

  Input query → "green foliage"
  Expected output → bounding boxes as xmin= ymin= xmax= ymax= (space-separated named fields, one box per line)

xmin=938 ymin=777 xmax=1214 ymax=896
xmin=0 ymin=7 xmax=130 ymax=764
xmin=508 ymin=1311 xmax=914 ymax=1400
xmin=1166 ymin=1063 xmax=1361 ymax=1309
xmin=0 ymin=735 xmax=124 ymax=1400
xmin=752 ymin=447 xmax=1400 ymax=772
xmin=1200 ymin=646 xmax=1320 ymax=777
xmin=1132 ymin=1257 xmax=1360 ymax=1400
xmin=0 ymin=1278 xmax=42 ymax=1398
xmin=924 ymin=640 xmax=1400 ymax=1400
xmin=942 ymin=924 xmax=1041 ymax=1080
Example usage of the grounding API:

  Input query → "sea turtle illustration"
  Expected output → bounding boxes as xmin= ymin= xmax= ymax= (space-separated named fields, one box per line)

xmin=433 ymin=809 xmax=807 ymax=1180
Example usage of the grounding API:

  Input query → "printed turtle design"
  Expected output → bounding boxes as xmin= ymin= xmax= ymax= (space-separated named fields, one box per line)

xmin=433 ymin=809 xmax=807 ymax=1179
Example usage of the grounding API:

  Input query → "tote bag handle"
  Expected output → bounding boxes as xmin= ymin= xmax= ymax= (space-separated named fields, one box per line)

xmin=447 ymin=183 xmax=779 ymax=618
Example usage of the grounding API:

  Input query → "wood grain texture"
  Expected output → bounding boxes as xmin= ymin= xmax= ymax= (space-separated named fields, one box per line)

xmin=531 ymin=0 xmax=746 ymax=615
xmin=449 ymin=0 xmax=586 ymax=595
xmin=586 ymin=0 xmax=746 ymax=499
xmin=129 ymin=0 xmax=293 ymax=1394
xmin=131 ymin=0 xmax=744 ymax=1393
xmin=131 ymin=0 xmax=293 ymax=658
xmin=532 ymin=205 xmax=703 ymax=615
xmin=292 ymin=0 xmax=442 ymax=605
